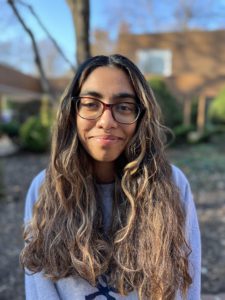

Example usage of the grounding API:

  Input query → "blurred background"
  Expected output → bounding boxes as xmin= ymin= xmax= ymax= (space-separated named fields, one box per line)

xmin=0 ymin=0 xmax=225 ymax=299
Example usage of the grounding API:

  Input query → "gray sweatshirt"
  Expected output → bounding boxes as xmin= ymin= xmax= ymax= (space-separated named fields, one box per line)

xmin=23 ymin=165 xmax=201 ymax=300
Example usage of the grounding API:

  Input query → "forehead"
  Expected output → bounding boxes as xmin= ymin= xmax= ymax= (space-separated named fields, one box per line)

xmin=80 ymin=66 xmax=134 ymax=94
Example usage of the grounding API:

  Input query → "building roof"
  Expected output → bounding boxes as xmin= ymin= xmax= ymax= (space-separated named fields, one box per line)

xmin=0 ymin=64 xmax=71 ymax=102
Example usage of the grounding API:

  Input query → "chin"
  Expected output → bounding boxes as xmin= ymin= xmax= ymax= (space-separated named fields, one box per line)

xmin=93 ymin=153 xmax=121 ymax=163
xmin=96 ymin=157 xmax=118 ymax=163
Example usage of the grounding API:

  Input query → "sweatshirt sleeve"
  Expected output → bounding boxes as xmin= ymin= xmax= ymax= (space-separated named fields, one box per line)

xmin=184 ymin=178 xmax=201 ymax=300
xmin=172 ymin=165 xmax=201 ymax=300
xmin=23 ymin=170 xmax=60 ymax=300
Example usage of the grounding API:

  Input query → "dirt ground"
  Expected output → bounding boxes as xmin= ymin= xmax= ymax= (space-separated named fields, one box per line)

xmin=0 ymin=143 xmax=224 ymax=299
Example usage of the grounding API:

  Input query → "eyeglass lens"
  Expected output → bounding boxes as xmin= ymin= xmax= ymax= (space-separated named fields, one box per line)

xmin=76 ymin=97 xmax=140 ymax=124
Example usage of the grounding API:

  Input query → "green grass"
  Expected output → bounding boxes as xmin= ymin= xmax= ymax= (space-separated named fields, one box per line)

xmin=171 ymin=144 xmax=225 ymax=170
xmin=0 ymin=162 xmax=4 ymax=199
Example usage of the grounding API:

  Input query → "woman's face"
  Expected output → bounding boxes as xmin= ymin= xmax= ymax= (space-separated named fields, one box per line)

xmin=76 ymin=66 xmax=137 ymax=163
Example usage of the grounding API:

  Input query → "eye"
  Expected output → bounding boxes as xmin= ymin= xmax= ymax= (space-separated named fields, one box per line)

xmin=116 ymin=103 xmax=135 ymax=113
xmin=79 ymin=98 xmax=100 ymax=110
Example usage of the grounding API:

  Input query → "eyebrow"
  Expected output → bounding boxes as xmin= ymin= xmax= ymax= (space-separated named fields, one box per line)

xmin=79 ymin=90 xmax=137 ymax=101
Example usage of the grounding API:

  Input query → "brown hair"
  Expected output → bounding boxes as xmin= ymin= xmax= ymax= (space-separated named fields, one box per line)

xmin=20 ymin=54 xmax=192 ymax=299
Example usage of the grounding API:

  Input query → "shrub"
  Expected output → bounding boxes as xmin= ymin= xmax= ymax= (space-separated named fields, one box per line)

xmin=0 ymin=120 xmax=20 ymax=138
xmin=187 ymin=124 xmax=225 ymax=144
xmin=7 ymin=99 xmax=41 ymax=123
xmin=208 ymin=87 xmax=225 ymax=124
xmin=19 ymin=116 xmax=51 ymax=152
xmin=149 ymin=78 xmax=182 ymax=128
xmin=187 ymin=130 xmax=211 ymax=144
xmin=172 ymin=124 xmax=195 ymax=145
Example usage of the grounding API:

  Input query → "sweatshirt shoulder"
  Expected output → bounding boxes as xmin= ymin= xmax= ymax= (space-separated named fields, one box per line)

xmin=171 ymin=164 xmax=189 ymax=187
xmin=24 ymin=169 xmax=46 ymax=223
xmin=171 ymin=164 xmax=191 ymax=203
xmin=30 ymin=169 xmax=46 ymax=193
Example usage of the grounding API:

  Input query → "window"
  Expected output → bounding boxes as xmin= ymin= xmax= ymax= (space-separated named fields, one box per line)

xmin=136 ymin=49 xmax=172 ymax=76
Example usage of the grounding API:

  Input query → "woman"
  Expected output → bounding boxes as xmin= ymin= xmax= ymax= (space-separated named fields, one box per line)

xmin=20 ymin=54 xmax=201 ymax=300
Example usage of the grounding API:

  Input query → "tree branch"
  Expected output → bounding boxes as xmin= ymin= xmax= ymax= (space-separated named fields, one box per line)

xmin=16 ymin=0 xmax=76 ymax=72
xmin=7 ymin=0 xmax=52 ymax=97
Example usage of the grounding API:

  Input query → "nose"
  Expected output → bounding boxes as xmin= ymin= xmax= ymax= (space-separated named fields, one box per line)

xmin=96 ymin=107 xmax=118 ymax=129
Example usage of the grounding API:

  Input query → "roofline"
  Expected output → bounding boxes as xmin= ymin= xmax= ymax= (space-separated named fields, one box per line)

xmin=0 ymin=84 xmax=43 ymax=102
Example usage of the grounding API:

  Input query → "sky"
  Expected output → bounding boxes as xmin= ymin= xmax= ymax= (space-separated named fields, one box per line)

xmin=0 ymin=0 xmax=112 ymax=74
xmin=18 ymin=0 xmax=110 ymax=59
xmin=0 ymin=0 xmax=225 ymax=76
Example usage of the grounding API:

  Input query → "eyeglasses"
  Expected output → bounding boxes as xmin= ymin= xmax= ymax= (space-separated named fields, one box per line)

xmin=72 ymin=96 xmax=142 ymax=124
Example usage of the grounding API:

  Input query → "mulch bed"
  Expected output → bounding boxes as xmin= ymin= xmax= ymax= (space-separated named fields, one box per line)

xmin=0 ymin=143 xmax=224 ymax=299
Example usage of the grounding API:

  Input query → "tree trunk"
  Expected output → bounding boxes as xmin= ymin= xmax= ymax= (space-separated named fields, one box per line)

xmin=197 ymin=94 xmax=206 ymax=133
xmin=7 ymin=0 xmax=52 ymax=97
xmin=66 ymin=0 xmax=90 ymax=66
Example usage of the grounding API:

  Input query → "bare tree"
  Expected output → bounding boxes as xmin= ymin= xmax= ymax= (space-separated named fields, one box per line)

xmin=17 ymin=0 xmax=76 ymax=72
xmin=103 ymin=1 xmax=152 ymax=41
xmin=66 ymin=0 xmax=90 ymax=65
xmin=173 ymin=0 xmax=225 ymax=31
xmin=7 ymin=0 xmax=52 ymax=96
xmin=91 ymin=29 xmax=115 ymax=56
xmin=38 ymin=39 xmax=71 ymax=77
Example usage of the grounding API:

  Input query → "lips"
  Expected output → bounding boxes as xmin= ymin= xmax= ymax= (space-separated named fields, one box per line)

xmin=89 ymin=135 xmax=123 ymax=140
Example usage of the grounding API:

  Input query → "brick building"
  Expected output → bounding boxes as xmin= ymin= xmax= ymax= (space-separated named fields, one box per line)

xmin=117 ymin=30 xmax=225 ymax=78
xmin=116 ymin=30 xmax=225 ymax=129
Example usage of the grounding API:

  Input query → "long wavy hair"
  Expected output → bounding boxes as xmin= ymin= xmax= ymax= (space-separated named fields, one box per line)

xmin=20 ymin=54 xmax=192 ymax=299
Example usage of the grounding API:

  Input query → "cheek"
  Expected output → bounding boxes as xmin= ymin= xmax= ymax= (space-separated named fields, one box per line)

xmin=76 ymin=117 xmax=97 ymax=151
xmin=76 ymin=120 xmax=88 ymax=149
xmin=76 ymin=117 xmax=83 ymax=137
xmin=126 ymin=124 xmax=137 ymax=140
xmin=76 ymin=117 xmax=91 ymax=137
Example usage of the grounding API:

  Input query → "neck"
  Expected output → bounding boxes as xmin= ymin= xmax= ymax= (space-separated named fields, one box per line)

xmin=93 ymin=161 xmax=115 ymax=183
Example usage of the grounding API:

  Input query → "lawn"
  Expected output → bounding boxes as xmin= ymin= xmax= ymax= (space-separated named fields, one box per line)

xmin=168 ymin=143 xmax=225 ymax=293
